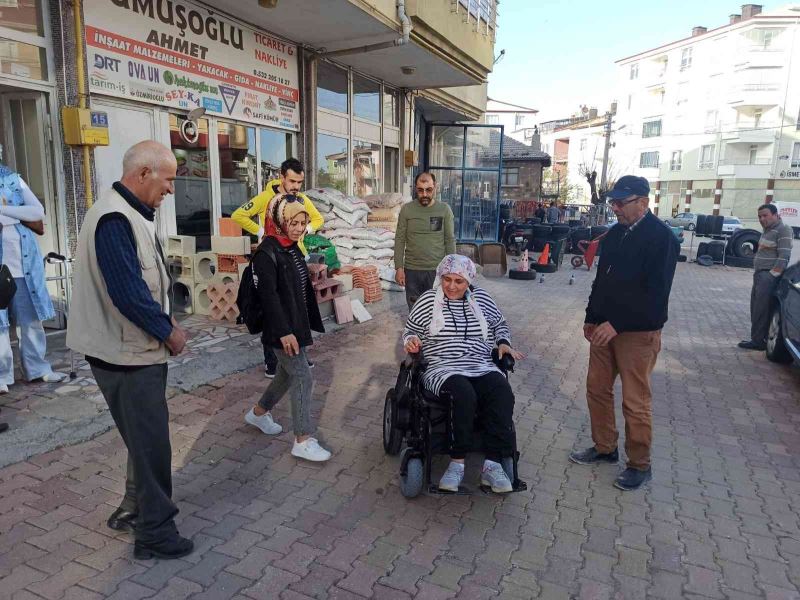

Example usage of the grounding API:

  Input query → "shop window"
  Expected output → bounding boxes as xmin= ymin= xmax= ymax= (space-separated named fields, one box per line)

xmin=217 ymin=122 xmax=257 ymax=218
xmin=791 ymin=142 xmax=800 ymax=168
xmin=353 ymin=74 xmax=380 ymax=122
xmin=384 ymin=146 xmax=399 ymax=193
xmin=0 ymin=0 xmax=44 ymax=36
xmin=353 ymin=140 xmax=380 ymax=196
xmin=171 ymin=115 xmax=213 ymax=250
xmin=317 ymin=133 xmax=348 ymax=193
xmin=383 ymin=88 xmax=400 ymax=127
xmin=0 ymin=37 xmax=47 ymax=80
xmin=317 ymin=61 xmax=348 ymax=114
xmin=259 ymin=128 xmax=294 ymax=183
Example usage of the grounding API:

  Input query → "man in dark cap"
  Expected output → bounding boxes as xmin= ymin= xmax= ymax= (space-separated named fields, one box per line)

xmin=569 ymin=176 xmax=679 ymax=491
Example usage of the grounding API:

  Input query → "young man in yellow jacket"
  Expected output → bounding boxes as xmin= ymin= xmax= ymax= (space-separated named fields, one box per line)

xmin=232 ymin=158 xmax=323 ymax=376
xmin=231 ymin=158 xmax=323 ymax=256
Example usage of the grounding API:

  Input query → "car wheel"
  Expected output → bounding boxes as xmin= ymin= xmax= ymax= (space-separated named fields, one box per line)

xmin=766 ymin=305 xmax=793 ymax=364
xmin=687 ymin=223 xmax=695 ymax=231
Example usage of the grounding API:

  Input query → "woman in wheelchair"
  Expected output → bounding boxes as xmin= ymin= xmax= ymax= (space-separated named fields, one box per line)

xmin=402 ymin=254 xmax=524 ymax=493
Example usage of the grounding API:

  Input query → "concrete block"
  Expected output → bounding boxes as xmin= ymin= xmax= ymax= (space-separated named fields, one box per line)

xmin=217 ymin=254 xmax=248 ymax=273
xmin=334 ymin=295 xmax=353 ymax=324
xmin=351 ymin=299 xmax=372 ymax=323
xmin=314 ymin=279 xmax=342 ymax=303
xmin=318 ymin=299 xmax=334 ymax=320
xmin=308 ymin=263 xmax=328 ymax=282
xmin=193 ymin=252 xmax=217 ymax=282
xmin=213 ymin=272 xmax=240 ymax=285
xmin=333 ymin=274 xmax=353 ymax=292
xmin=211 ymin=235 xmax=250 ymax=255
xmin=348 ymin=287 xmax=365 ymax=304
xmin=167 ymin=235 xmax=196 ymax=257
xmin=171 ymin=278 xmax=194 ymax=314
xmin=218 ymin=217 xmax=242 ymax=236
xmin=207 ymin=281 xmax=240 ymax=322
xmin=193 ymin=284 xmax=211 ymax=316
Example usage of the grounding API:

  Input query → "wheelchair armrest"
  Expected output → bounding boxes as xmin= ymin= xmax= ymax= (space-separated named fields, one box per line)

xmin=404 ymin=351 xmax=428 ymax=372
xmin=491 ymin=347 xmax=515 ymax=373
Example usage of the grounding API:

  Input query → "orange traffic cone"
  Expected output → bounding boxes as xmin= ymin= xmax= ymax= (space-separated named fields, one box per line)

xmin=537 ymin=243 xmax=550 ymax=265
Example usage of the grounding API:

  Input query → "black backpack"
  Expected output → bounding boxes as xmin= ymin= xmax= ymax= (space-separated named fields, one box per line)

xmin=236 ymin=245 xmax=275 ymax=335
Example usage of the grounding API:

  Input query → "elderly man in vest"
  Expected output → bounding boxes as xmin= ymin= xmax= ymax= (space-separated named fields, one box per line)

xmin=67 ymin=141 xmax=192 ymax=560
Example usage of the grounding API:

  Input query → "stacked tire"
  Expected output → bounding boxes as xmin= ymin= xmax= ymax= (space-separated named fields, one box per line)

xmin=725 ymin=228 xmax=759 ymax=268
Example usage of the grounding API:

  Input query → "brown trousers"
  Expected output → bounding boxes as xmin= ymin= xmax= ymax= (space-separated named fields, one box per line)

xmin=586 ymin=330 xmax=662 ymax=470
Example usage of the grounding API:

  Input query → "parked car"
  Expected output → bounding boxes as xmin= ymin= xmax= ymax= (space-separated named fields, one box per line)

xmin=766 ymin=262 xmax=800 ymax=366
xmin=721 ymin=216 xmax=743 ymax=235
xmin=664 ymin=212 xmax=697 ymax=230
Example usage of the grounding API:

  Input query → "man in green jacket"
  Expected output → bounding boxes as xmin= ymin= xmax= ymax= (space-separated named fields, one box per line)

xmin=394 ymin=172 xmax=456 ymax=309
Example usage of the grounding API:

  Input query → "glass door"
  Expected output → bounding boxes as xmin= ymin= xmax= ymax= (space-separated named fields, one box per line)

xmin=170 ymin=113 xmax=212 ymax=250
xmin=428 ymin=124 xmax=503 ymax=242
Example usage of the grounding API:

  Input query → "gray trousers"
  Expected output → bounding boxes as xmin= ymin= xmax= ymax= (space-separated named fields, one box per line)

xmin=91 ymin=363 xmax=178 ymax=544
xmin=258 ymin=348 xmax=314 ymax=436
xmin=751 ymin=270 xmax=780 ymax=344
xmin=404 ymin=269 xmax=437 ymax=310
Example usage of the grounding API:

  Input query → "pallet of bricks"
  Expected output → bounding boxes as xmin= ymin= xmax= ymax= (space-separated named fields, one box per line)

xmin=166 ymin=218 xmax=250 ymax=322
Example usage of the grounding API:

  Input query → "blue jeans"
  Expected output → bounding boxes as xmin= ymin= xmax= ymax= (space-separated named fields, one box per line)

xmin=0 ymin=278 xmax=55 ymax=384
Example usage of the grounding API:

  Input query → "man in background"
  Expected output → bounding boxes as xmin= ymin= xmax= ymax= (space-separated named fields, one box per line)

xmin=394 ymin=172 xmax=456 ymax=309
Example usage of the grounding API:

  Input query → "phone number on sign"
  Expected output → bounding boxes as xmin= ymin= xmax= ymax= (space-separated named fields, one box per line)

xmin=253 ymin=70 xmax=291 ymax=86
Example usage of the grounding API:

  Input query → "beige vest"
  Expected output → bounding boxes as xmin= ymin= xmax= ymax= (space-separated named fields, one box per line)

xmin=67 ymin=188 xmax=171 ymax=365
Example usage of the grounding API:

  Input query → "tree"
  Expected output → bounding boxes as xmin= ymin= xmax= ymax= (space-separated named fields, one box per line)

xmin=541 ymin=168 xmax=580 ymax=205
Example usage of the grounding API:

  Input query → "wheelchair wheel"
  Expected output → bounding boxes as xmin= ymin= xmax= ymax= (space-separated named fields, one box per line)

xmin=383 ymin=389 xmax=403 ymax=455
xmin=400 ymin=456 xmax=424 ymax=498
xmin=571 ymin=255 xmax=584 ymax=269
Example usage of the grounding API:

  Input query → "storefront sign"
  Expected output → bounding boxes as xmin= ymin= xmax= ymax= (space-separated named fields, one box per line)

xmin=84 ymin=0 xmax=300 ymax=131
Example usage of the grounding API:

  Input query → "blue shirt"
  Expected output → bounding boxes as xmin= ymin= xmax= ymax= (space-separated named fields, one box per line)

xmin=94 ymin=182 xmax=172 ymax=343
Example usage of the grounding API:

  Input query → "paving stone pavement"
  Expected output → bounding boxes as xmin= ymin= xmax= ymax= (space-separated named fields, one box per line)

xmin=1 ymin=258 xmax=800 ymax=599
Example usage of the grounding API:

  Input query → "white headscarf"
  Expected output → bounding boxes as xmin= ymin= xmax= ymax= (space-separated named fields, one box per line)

xmin=429 ymin=254 xmax=488 ymax=340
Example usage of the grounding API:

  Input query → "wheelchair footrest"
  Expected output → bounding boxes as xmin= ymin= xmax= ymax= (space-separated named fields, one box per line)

xmin=427 ymin=484 xmax=472 ymax=496
xmin=478 ymin=479 xmax=528 ymax=495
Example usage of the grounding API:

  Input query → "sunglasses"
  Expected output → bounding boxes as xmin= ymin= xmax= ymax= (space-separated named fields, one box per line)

xmin=608 ymin=195 xmax=642 ymax=207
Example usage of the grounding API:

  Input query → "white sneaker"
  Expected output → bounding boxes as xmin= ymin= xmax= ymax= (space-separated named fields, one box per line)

xmin=40 ymin=372 xmax=68 ymax=383
xmin=438 ymin=461 xmax=465 ymax=492
xmin=244 ymin=408 xmax=282 ymax=435
xmin=291 ymin=437 xmax=331 ymax=462
xmin=0 ymin=384 xmax=7 ymax=395
xmin=481 ymin=459 xmax=513 ymax=493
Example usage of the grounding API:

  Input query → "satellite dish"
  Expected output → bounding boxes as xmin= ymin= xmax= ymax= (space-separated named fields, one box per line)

xmin=187 ymin=107 xmax=206 ymax=122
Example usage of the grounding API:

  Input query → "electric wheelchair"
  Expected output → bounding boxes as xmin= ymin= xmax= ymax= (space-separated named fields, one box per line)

xmin=383 ymin=349 xmax=527 ymax=498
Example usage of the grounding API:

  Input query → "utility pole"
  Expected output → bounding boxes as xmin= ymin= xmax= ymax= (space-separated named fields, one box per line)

xmin=599 ymin=110 xmax=613 ymax=197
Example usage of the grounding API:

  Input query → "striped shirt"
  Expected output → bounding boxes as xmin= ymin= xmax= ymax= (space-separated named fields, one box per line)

xmin=287 ymin=244 xmax=309 ymax=303
xmin=754 ymin=218 xmax=794 ymax=272
xmin=403 ymin=287 xmax=512 ymax=395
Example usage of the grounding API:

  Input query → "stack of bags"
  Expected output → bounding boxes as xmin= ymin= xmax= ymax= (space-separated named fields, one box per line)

xmin=305 ymin=187 xmax=396 ymax=267
xmin=364 ymin=193 xmax=409 ymax=232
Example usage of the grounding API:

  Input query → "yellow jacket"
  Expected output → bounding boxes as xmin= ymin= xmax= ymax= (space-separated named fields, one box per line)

xmin=231 ymin=179 xmax=324 ymax=255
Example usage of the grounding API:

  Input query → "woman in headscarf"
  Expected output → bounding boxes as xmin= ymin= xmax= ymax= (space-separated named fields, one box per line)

xmin=403 ymin=254 xmax=524 ymax=493
xmin=243 ymin=194 xmax=331 ymax=462
xmin=0 ymin=160 xmax=67 ymax=394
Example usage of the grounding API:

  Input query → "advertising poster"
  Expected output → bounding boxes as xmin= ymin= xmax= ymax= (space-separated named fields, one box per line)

xmin=84 ymin=0 xmax=300 ymax=131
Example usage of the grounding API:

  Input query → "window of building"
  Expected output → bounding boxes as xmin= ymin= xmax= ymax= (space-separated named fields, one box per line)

xmin=704 ymin=110 xmax=718 ymax=132
xmin=698 ymin=144 xmax=716 ymax=169
xmin=627 ymin=94 xmax=633 ymax=110
xmin=746 ymin=28 xmax=782 ymax=49
xmin=753 ymin=109 xmax=762 ymax=129
xmin=630 ymin=63 xmax=639 ymax=80
xmin=579 ymin=138 xmax=586 ymax=151
xmin=501 ymin=167 xmax=520 ymax=186
xmin=317 ymin=133 xmax=348 ymax=193
xmin=485 ymin=114 xmax=500 ymax=125
xmin=317 ymin=61 xmax=348 ymax=113
xmin=796 ymin=106 xmax=800 ymax=130
xmin=0 ymin=38 xmax=47 ymax=81
xmin=0 ymin=0 xmax=44 ymax=36
xmin=670 ymin=151 xmax=682 ymax=171
xmin=680 ymin=47 xmax=693 ymax=71
xmin=791 ymin=142 xmax=800 ymax=168
xmin=353 ymin=73 xmax=381 ymax=122
xmin=748 ymin=145 xmax=759 ymax=165
xmin=642 ymin=119 xmax=662 ymax=138
xmin=352 ymin=140 xmax=381 ymax=196
xmin=639 ymin=151 xmax=659 ymax=168
xmin=383 ymin=88 xmax=400 ymax=127
xmin=384 ymin=146 xmax=399 ymax=193
xmin=515 ymin=114 xmax=525 ymax=128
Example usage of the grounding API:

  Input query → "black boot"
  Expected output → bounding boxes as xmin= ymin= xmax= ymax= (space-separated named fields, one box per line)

xmin=107 ymin=507 xmax=138 ymax=532
xmin=134 ymin=534 xmax=194 ymax=560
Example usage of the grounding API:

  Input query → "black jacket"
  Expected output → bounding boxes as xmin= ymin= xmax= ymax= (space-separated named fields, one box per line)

xmin=253 ymin=237 xmax=324 ymax=349
xmin=586 ymin=211 xmax=679 ymax=333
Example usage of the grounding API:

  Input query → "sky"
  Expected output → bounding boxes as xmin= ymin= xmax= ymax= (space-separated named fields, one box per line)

xmin=488 ymin=0 xmax=781 ymax=123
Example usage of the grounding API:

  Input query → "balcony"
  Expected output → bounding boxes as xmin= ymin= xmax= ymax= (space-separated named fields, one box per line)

xmin=720 ymin=124 xmax=779 ymax=144
xmin=728 ymin=83 xmax=782 ymax=109
xmin=734 ymin=46 xmax=787 ymax=69
xmin=717 ymin=158 xmax=773 ymax=178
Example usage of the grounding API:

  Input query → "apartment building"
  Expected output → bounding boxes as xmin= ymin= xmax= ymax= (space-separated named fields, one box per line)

xmin=613 ymin=3 xmax=800 ymax=218
xmin=0 ymin=0 xmax=500 ymax=265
